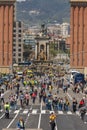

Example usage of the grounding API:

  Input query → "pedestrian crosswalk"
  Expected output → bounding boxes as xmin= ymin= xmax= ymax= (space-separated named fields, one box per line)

xmin=10 ymin=109 xmax=85 ymax=115
xmin=1 ymin=108 xmax=87 ymax=116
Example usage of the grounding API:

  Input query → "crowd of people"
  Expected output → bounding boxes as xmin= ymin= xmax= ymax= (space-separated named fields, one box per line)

xmin=0 ymin=69 xmax=87 ymax=130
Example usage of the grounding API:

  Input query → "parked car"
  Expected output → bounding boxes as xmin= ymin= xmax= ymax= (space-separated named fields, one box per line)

xmin=0 ymin=79 xmax=4 ymax=85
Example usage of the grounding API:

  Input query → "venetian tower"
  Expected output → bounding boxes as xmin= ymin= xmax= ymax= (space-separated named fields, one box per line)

xmin=0 ymin=0 xmax=16 ymax=73
xmin=70 ymin=0 xmax=87 ymax=72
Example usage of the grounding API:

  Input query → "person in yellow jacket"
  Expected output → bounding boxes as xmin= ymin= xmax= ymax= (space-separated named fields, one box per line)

xmin=4 ymin=102 xmax=10 ymax=118
xmin=49 ymin=112 xmax=56 ymax=121
xmin=49 ymin=112 xmax=56 ymax=130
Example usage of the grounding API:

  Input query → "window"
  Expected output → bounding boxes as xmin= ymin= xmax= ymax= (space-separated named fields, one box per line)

xmin=13 ymin=44 xmax=16 ymax=47
xmin=13 ymin=53 xmax=16 ymax=56
xmin=18 ymin=22 xmax=21 ymax=28
xmin=13 ymin=49 xmax=16 ymax=51
xmin=13 ymin=22 xmax=16 ymax=27
xmin=13 ymin=39 xmax=16 ymax=42
xmin=13 ymin=34 xmax=16 ymax=37
xmin=18 ymin=44 xmax=21 ymax=47
xmin=18 ymin=58 xmax=21 ymax=62
xmin=18 ymin=34 xmax=21 ymax=37
xmin=18 ymin=53 xmax=21 ymax=56
xmin=18 ymin=39 xmax=21 ymax=42
xmin=18 ymin=49 xmax=21 ymax=52
xmin=19 ymin=30 xmax=21 ymax=33
xmin=13 ymin=29 xmax=16 ymax=33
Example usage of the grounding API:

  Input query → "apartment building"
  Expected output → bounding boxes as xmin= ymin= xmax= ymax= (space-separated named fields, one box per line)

xmin=13 ymin=21 xmax=23 ymax=63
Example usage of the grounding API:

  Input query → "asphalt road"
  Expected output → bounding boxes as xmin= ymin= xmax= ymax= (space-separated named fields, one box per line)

xmin=0 ymin=78 xmax=87 ymax=130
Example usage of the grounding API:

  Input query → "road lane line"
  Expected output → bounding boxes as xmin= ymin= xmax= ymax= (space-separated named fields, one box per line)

xmin=67 ymin=92 xmax=73 ymax=100
xmin=7 ymin=109 xmax=20 ymax=128
xmin=38 ymin=101 xmax=42 ymax=129
xmin=0 ymin=113 xmax=5 ymax=119
xmin=24 ymin=113 xmax=30 ymax=125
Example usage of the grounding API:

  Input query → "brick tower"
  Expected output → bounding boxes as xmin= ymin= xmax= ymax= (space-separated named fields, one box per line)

xmin=70 ymin=0 xmax=87 ymax=71
xmin=0 ymin=0 xmax=16 ymax=73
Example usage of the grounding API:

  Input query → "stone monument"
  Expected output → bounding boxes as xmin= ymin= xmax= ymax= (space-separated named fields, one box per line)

xmin=35 ymin=24 xmax=50 ymax=62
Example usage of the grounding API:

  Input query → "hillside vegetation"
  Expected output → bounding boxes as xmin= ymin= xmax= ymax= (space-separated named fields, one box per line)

xmin=16 ymin=0 xmax=70 ymax=25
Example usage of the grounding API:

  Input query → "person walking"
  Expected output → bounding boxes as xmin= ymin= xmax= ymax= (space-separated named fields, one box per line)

xmin=4 ymin=102 xmax=10 ymax=119
xmin=80 ymin=106 xmax=87 ymax=122
xmin=25 ymin=92 xmax=29 ymax=106
xmin=17 ymin=117 xmax=25 ymax=130
xmin=49 ymin=112 xmax=56 ymax=130
xmin=72 ymin=97 xmax=78 ymax=112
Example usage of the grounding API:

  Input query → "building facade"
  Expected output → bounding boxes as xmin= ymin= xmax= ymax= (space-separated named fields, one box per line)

xmin=70 ymin=0 xmax=87 ymax=71
xmin=61 ymin=23 xmax=70 ymax=38
xmin=13 ymin=21 xmax=23 ymax=63
xmin=0 ymin=0 xmax=16 ymax=73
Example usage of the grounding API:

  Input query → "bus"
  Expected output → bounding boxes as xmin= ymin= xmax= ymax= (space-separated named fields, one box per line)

xmin=74 ymin=73 xmax=85 ymax=85
xmin=18 ymin=62 xmax=32 ymax=66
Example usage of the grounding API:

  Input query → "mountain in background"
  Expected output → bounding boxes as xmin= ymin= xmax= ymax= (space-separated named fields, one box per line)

xmin=16 ymin=0 xmax=70 ymax=25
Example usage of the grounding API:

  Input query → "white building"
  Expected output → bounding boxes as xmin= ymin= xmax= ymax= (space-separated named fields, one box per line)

xmin=61 ymin=23 xmax=70 ymax=38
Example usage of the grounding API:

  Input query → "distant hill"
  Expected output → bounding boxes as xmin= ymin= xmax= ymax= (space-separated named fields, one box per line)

xmin=16 ymin=0 xmax=70 ymax=25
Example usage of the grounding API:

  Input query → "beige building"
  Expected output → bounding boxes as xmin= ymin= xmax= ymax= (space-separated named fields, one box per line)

xmin=13 ymin=21 xmax=23 ymax=63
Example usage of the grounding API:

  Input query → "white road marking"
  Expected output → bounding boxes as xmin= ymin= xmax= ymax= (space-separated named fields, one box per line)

xmin=41 ymin=110 xmax=46 ymax=114
xmin=0 ymin=114 xmax=5 ymax=119
xmin=23 ymin=109 xmax=28 ymax=114
xmin=50 ymin=111 xmax=54 ymax=114
xmin=32 ymin=109 xmax=37 ymax=114
xmin=14 ymin=110 xmax=19 ymax=114
xmin=7 ymin=109 xmax=20 ymax=128
xmin=38 ymin=101 xmax=42 ymax=129
xmin=58 ymin=111 xmax=63 ymax=114
xmin=67 ymin=111 xmax=72 ymax=115
xmin=25 ymin=113 xmax=30 ymax=125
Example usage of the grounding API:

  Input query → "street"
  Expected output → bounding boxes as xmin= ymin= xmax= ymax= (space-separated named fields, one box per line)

xmin=0 ymin=81 xmax=87 ymax=130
